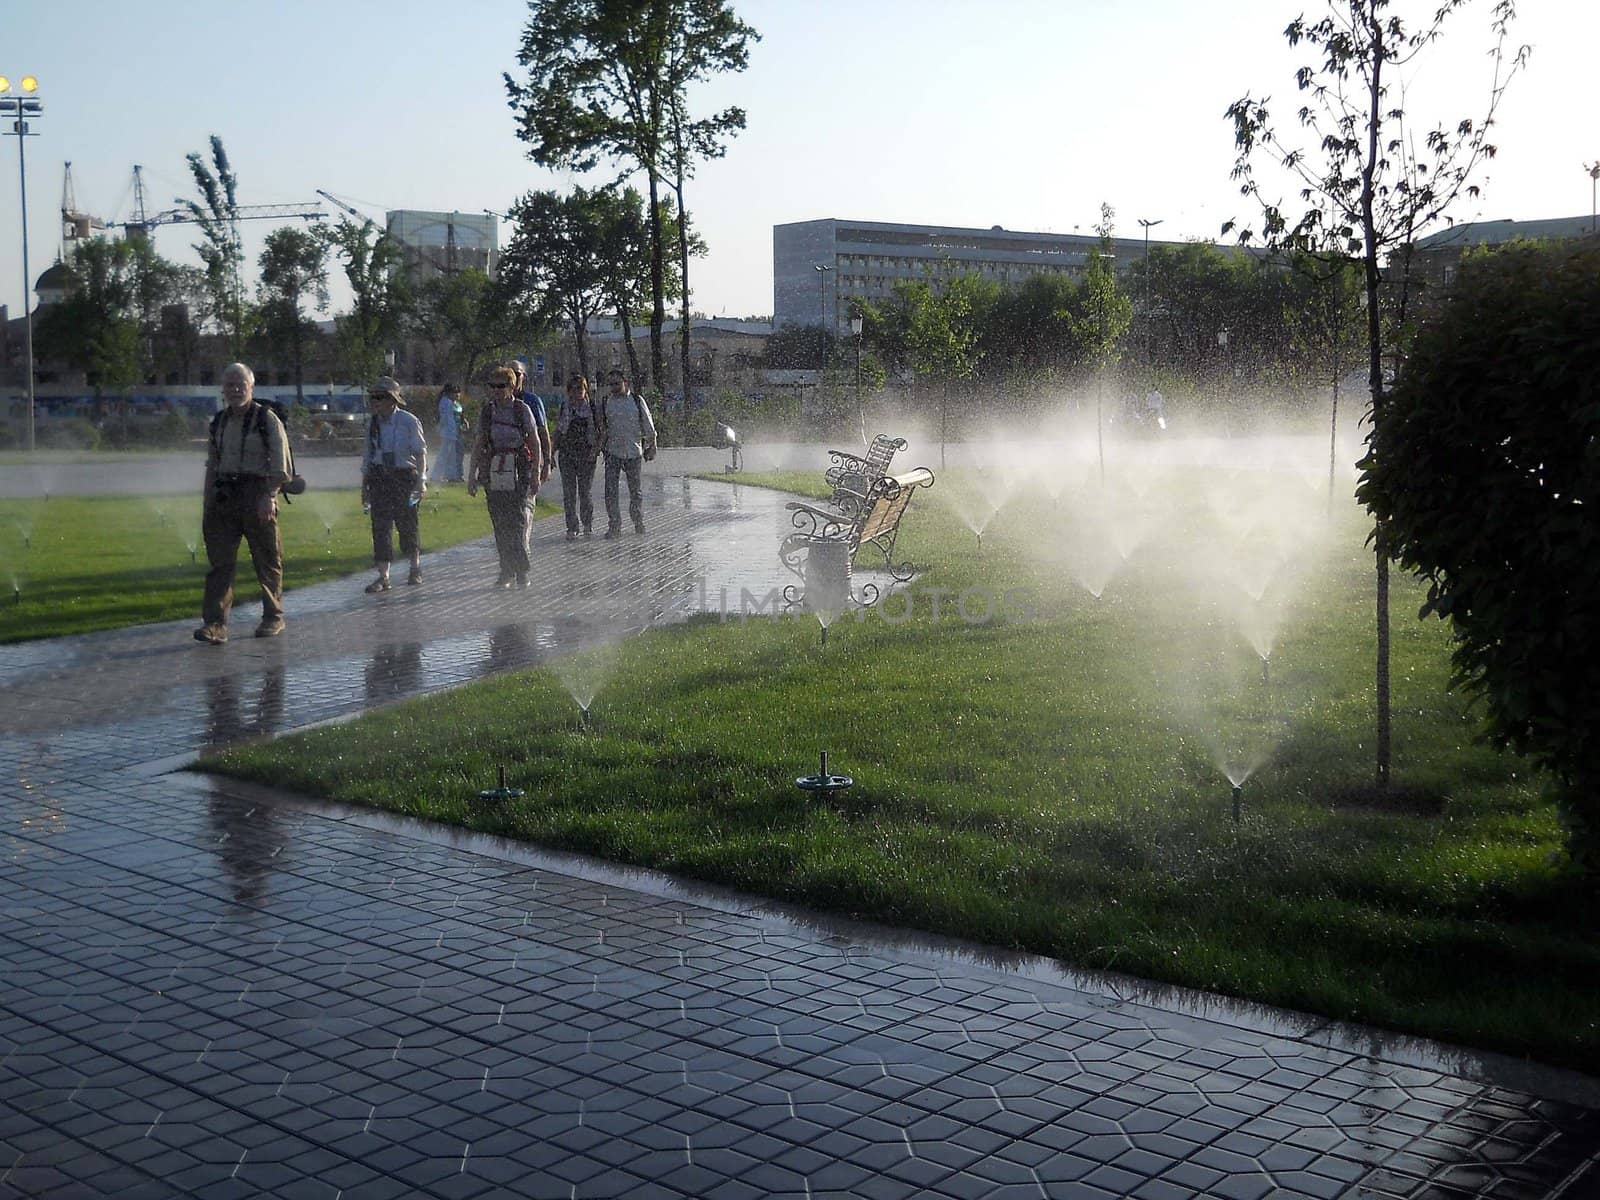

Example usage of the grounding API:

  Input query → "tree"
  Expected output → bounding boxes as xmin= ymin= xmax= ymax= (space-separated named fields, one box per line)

xmin=411 ymin=268 xmax=523 ymax=387
xmin=506 ymin=0 xmax=757 ymax=396
xmin=499 ymin=188 xmax=614 ymax=382
xmin=258 ymin=227 xmax=329 ymax=404
xmin=1357 ymin=240 xmax=1600 ymax=875
xmin=901 ymin=274 xmax=997 ymax=468
xmin=326 ymin=218 xmax=409 ymax=384
xmin=662 ymin=0 xmax=757 ymax=401
xmin=1281 ymin=250 xmax=1367 ymax=509
xmin=1225 ymin=0 xmax=1526 ymax=789
xmin=34 ymin=237 xmax=142 ymax=397
xmin=181 ymin=135 xmax=250 ymax=356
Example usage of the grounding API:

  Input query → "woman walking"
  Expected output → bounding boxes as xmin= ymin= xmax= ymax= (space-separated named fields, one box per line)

xmin=360 ymin=376 xmax=428 ymax=593
xmin=555 ymin=374 xmax=599 ymax=540
xmin=467 ymin=366 xmax=543 ymax=588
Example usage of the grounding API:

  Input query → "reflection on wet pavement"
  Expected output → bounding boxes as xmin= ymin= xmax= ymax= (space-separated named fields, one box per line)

xmin=0 ymin=477 xmax=1597 ymax=1199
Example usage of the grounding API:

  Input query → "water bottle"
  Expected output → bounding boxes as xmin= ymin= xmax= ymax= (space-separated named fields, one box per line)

xmin=408 ymin=486 xmax=421 ymax=508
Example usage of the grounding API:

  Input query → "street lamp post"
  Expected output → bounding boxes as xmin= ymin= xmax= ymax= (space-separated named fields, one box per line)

xmin=850 ymin=313 xmax=865 ymax=445
xmin=813 ymin=263 xmax=833 ymax=373
xmin=1 ymin=74 xmax=42 ymax=453
xmin=1089 ymin=250 xmax=1115 ymax=484
xmin=1137 ymin=218 xmax=1162 ymax=381
xmin=1587 ymin=162 xmax=1600 ymax=235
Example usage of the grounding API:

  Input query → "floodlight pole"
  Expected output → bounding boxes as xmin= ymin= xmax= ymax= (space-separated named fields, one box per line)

xmin=850 ymin=312 xmax=864 ymax=445
xmin=1090 ymin=250 xmax=1115 ymax=485
xmin=1588 ymin=162 xmax=1600 ymax=235
xmin=1137 ymin=218 xmax=1162 ymax=381
xmin=1 ymin=77 xmax=42 ymax=452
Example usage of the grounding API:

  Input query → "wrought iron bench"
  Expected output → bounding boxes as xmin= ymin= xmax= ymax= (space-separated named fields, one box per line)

xmin=823 ymin=435 xmax=907 ymax=514
xmin=781 ymin=467 xmax=936 ymax=608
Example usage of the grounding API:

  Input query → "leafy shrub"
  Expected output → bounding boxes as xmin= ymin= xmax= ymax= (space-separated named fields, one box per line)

xmin=1358 ymin=240 xmax=1600 ymax=875
xmin=36 ymin=418 xmax=102 ymax=451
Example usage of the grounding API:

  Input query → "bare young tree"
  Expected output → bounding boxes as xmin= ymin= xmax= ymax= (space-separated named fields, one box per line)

xmin=1225 ymin=0 xmax=1527 ymax=789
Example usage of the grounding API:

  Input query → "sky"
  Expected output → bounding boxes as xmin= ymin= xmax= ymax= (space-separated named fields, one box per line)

xmin=3 ymin=0 xmax=1595 ymax=324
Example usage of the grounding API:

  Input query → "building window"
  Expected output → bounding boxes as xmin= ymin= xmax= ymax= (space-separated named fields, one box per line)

xmin=1442 ymin=265 xmax=1456 ymax=287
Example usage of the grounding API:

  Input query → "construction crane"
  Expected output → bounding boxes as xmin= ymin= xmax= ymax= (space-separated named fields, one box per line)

xmin=61 ymin=162 xmax=106 ymax=246
xmin=315 ymin=188 xmax=376 ymax=229
xmin=123 ymin=164 xmax=323 ymax=241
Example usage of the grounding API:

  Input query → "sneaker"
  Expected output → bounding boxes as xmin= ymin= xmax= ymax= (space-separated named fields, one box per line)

xmin=254 ymin=617 xmax=285 ymax=638
xmin=603 ymin=527 xmax=620 ymax=540
xmin=633 ymin=522 xmax=646 ymax=535
xmin=364 ymin=577 xmax=391 ymax=594
xmin=515 ymin=572 xmax=529 ymax=589
xmin=566 ymin=530 xmax=578 ymax=542
xmin=583 ymin=526 xmax=593 ymax=537
xmin=193 ymin=623 xmax=227 ymax=645
xmin=407 ymin=566 xmax=423 ymax=586
xmin=496 ymin=572 xmax=514 ymax=589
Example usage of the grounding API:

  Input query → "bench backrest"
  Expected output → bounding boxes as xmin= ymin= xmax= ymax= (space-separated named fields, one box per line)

xmin=827 ymin=435 xmax=908 ymax=512
xmin=854 ymin=467 xmax=935 ymax=550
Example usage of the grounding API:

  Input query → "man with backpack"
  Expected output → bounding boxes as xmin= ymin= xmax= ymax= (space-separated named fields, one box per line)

xmin=195 ymin=363 xmax=291 ymax=644
xmin=596 ymin=369 xmax=657 ymax=538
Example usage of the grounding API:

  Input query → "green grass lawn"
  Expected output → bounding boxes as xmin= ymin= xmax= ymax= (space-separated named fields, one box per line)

xmin=0 ymin=485 xmax=549 ymax=642
xmin=211 ymin=466 xmax=1599 ymax=1070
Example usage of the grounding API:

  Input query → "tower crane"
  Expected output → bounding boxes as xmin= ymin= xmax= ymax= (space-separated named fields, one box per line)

xmin=61 ymin=162 xmax=106 ymax=246
xmin=123 ymin=164 xmax=324 ymax=241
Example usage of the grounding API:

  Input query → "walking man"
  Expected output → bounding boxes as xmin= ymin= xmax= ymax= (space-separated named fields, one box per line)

xmin=597 ymin=369 xmax=656 ymax=538
xmin=361 ymin=376 xmax=428 ymax=592
xmin=195 ymin=363 xmax=290 ymax=644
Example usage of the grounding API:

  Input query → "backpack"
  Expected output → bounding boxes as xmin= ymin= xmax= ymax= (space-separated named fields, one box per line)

xmin=210 ymin=400 xmax=306 ymax=499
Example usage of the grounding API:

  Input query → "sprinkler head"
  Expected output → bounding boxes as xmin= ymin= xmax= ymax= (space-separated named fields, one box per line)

xmin=23 ymin=533 xmax=29 ymax=549
xmin=1231 ymin=784 xmax=1243 ymax=823
xmin=796 ymin=750 xmax=853 ymax=804
xmin=12 ymin=585 xmax=19 ymax=605
xmin=1261 ymin=656 xmax=1271 ymax=685
xmin=477 ymin=763 xmax=526 ymax=802
xmin=820 ymin=624 xmax=828 ymax=647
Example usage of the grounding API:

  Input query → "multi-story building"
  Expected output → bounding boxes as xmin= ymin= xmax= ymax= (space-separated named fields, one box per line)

xmin=1408 ymin=214 xmax=1596 ymax=289
xmin=773 ymin=217 xmax=1189 ymax=331
xmin=385 ymin=210 xmax=498 ymax=280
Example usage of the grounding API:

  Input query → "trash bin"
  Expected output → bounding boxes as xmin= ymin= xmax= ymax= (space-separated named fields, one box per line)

xmin=804 ymin=539 xmax=852 ymax=616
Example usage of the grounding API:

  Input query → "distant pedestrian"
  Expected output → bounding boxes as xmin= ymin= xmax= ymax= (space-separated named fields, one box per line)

xmin=436 ymin=382 xmax=464 ymax=482
xmin=506 ymin=360 xmax=554 ymax=491
xmin=195 ymin=362 xmax=290 ymax=644
xmin=361 ymin=376 xmax=429 ymax=592
xmin=596 ymin=369 xmax=656 ymax=538
xmin=555 ymin=374 xmax=600 ymax=540
xmin=468 ymin=366 xmax=543 ymax=588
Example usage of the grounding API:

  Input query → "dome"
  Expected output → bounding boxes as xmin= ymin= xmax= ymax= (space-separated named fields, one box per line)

xmin=34 ymin=262 xmax=73 ymax=293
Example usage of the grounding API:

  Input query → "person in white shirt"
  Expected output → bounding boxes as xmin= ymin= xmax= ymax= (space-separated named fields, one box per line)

xmin=360 ymin=376 xmax=429 ymax=592
xmin=596 ymin=369 xmax=657 ymax=537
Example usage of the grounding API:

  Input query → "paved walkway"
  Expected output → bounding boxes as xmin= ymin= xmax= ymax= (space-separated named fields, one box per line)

xmin=1 ymin=476 xmax=1597 ymax=1199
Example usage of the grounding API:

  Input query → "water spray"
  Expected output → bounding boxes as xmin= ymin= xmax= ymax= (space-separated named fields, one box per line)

xmin=796 ymin=751 xmax=852 ymax=803
xmin=477 ymin=764 xmax=525 ymax=802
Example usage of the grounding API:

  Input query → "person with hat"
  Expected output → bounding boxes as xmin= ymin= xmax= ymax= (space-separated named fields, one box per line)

xmin=360 ymin=376 xmax=429 ymax=593
xmin=468 ymin=365 xmax=544 ymax=587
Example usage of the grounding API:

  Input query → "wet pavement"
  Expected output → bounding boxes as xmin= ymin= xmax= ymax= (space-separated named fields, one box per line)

xmin=2 ymin=474 xmax=1598 ymax=1198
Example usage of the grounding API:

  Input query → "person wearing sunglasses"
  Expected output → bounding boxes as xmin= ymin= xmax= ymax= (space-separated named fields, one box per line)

xmin=467 ymin=367 xmax=544 ymax=587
